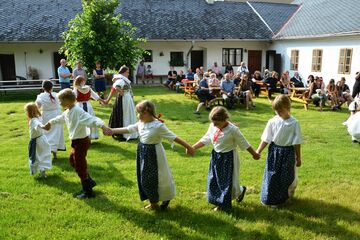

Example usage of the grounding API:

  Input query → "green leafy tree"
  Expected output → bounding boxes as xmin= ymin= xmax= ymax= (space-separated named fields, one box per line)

xmin=60 ymin=0 xmax=145 ymax=71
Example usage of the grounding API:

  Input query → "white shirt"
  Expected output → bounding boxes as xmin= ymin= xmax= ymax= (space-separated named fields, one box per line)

xmin=261 ymin=115 xmax=302 ymax=146
xmin=127 ymin=120 xmax=176 ymax=144
xmin=200 ymin=122 xmax=250 ymax=153
xmin=36 ymin=92 xmax=61 ymax=111
xmin=29 ymin=117 xmax=44 ymax=138
xmin=49 ymin=105 xmax=104 ymax=140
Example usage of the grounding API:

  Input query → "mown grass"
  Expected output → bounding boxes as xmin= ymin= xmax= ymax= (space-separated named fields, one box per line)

xmin=0 ymin=87 xmax=359 ymax=240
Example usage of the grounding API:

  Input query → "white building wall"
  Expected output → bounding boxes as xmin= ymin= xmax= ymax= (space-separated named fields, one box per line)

xmin=0 ymin=43 xmax=62 ymax=80
xmin=270 ymin=36 xmax=360 ymax=88
xmin=140 ymin=40 xmax=271 ymax=75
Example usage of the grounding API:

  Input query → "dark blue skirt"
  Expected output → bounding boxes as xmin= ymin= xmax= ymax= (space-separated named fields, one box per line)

xmin=261 ymin=142 xmax=295 ymax=205
xmin=207 ymin=149 xmax=234 ymax=207
xmin=137 ymin=142 xmax=159 ymax=203
xmin=94 ymin=78 xmax=106 ymax=92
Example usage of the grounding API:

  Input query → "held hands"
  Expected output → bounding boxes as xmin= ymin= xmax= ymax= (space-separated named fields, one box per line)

xmin=186 ymin=146 xmax=195 ymax=156
xmin=102 ymin=126 xmax=113 ymax=136
xmin=99 ymin=99 xmax=107 ymax=105
xmin=41 ymin=122 xmax=51 ymax=131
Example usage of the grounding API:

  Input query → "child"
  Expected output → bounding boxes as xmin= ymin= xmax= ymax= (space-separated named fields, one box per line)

xmin=44 ymin=89 xmax=111 ymax=199
xmin=73 ymin=76 xmax=105 ymax=139
xmin=192 ymin=107 xmax=260 ymax=211
xmin=105 ymin=100 xmax=194 ymax=210
xmin=24 ymin=102 xmax=52 ymax=178
xmin=343 ymin=96 xmax=360 ymax=143
xmin=256 ymin=95 xmax=302 ymax=207
xmin=144 ymin=64 xmax=154 ymax=84
xmin=35 ymin=80 xmax=66 ymax=160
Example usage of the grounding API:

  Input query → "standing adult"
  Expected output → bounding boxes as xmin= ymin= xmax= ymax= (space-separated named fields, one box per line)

xmin=352 ymin=71 xmax=360 ymax=98
xmin=136 ymin=60 xmax=146 ymax=85
xmin=93 ymin=61 xmax=106 ymax=98
xmin=105 ymin=66 xmax=138 ymax=141
xmin=72 ymin=60 xmax=87 ymax=81
xmin=57 ymin=59 xmax=71 ymax=89
xmin=236 ymin=62 xmax=249 ymax=78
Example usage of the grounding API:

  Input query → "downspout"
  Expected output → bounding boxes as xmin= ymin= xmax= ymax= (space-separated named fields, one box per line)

xmin=186 ymin=40 xmax=195 ymax=69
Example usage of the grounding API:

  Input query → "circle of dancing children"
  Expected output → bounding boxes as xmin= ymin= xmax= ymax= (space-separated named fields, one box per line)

xmin=35 ymin=80 xmax=65 ymax=160
xmin=256 ymin=95 xmax=302 ymax=208
xmin=43 ymin=89 xmax=112 ymax=199
xmin=105 ymin=100 xmax=194 ymax=210
xmin=24 ymin=102 xmax=52 ymax=178
xmin=73 ymin=75 xmax=106 ymax=140
xmin=192 ymin=106 xmax=260 ymax=211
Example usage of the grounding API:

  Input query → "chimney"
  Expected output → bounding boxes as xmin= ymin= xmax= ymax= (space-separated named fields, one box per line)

xmin=206 ymin=0 xmax=215 ymax=4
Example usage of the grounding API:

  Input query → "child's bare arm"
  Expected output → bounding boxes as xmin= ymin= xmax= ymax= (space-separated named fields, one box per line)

xmin=192 ymin=141 xmax=205 ymax=151
xmin=247 ymin=146 xmax=260 ymax=160
xmin=111 ymin=127 xmax=130 ymax=135
xmin=174 ymin=137 xmax=194 ymax=156
xmin=256 ymin=141 xmax=268 ymax=154
xmin=294 ymin=144 xmax=301 ymax=167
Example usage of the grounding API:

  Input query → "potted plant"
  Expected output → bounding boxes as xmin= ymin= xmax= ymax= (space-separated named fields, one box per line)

xmin=27 ymin=66 xmax=40 ymax=80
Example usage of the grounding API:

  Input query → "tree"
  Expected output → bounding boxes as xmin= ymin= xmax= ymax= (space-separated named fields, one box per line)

xmin=60 ymin=0 xmax=145 ymax=71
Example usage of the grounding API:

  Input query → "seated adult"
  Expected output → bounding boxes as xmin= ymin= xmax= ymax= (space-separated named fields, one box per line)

xmin=186 ymin=68 xmax=195 ymax=81
xmin=264 ymin=71 xmax=281 ymax=99
xmin=164 ymin=66 xmax=177 ymax=89
xmin=194 ymin=74 xmax=214 ymax=114
xmin=233 ymin=72 xmax=241 ymax=87
xmin=336 ymin=77 xmax=353 ymax=107
xmin=208 ymin=73 xmax=220 ymax=97
xmin=326 ymin=79 xmax=340 ymax=110
xmin=194 ymin=68 xmax=201 ymax=83
xmin=220 ymin=73 xmax=237 ymax=109
xmin=290 ymin=71 xmax=304 ymax=87
xmin=308 ymin=76 xmax=326 ymax=111
xmin=280 ymin=71 xmax=291 ymax=94
xmin=224 ymin=63 xmax=234 ymax=75
xmin=212 ymin=62 xmax=222 ymax=78
xmin=237 ymin=73 xmax=254 ymax=110
xmin=251 ymin=70 xmax=263 ymax=97
xmin=175 ymin=70 xmax=186 ymax=93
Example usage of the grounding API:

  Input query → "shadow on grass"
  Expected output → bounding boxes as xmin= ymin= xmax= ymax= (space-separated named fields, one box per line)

xmin=231 ymin=198 xmax=360 ymax=240
xmin=83 ymin=193 xmax=282 ymax=240
xmin=52 ymin=157 xmax=133 ymax=187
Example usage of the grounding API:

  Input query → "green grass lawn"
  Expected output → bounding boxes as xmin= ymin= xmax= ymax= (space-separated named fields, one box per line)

xmin=0 ymin=87 xmax=359 ymax=240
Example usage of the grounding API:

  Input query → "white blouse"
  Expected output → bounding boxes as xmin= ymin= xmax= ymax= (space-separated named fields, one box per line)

xmin=49 ymin=105 xmax=104 ymax=140
xmin=200 ymin=122 xmax=250 ymax=153
xmin=127 ymin=120 xmax=176 ymax=144
xmin=29 ymin=118 xmax=44 ymax=138
xmin=36 ymin=92 xmax=61 ymax=111
xmin=261 ymin=115 xmax=302 ymax=146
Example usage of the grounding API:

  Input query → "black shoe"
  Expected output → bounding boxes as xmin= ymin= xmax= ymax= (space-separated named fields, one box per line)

xmin=193 ymin=111 xmax=200 ymax=115
xmin=236 ymin=186 xmax=247 ymax=203
xmin=352 ymin=140 xmax=359 ymax=144
xmin=76 ymin=191 xmax=95 ymax=199
xmin=160 ymin=200 xmax=170 ymax=210
xmin=88 ymin=178 xmax=97 ymax=189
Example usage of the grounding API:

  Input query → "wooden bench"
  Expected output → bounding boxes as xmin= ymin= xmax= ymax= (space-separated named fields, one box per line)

xmin=289 ymin=87 xmax=311 ymax=110
xmin=136 ymin=75 xmax=168 ymax=85
xmin=0 ymin=79 xmax=64 ymax=95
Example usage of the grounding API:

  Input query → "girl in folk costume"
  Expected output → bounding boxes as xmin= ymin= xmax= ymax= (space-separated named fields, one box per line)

xmin=106 ymin=100 xmax=194 ymax=210
xmin=256 ymin=95 xmax=302 ymax=207
xmin=35 ymin=80 xmax=65 ymax=159
xmin=24 ymin=102 xmax=52 ymax=178
xmin=105 ymin=66 xmax=138 ymax=141
xmin=73 ymin=76 xmax=105 ymax=139
xmin=192 ymin=107 xmax=260 ymax=211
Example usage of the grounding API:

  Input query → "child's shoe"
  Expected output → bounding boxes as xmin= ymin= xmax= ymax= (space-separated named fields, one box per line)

xmin=236 ymin=186 xmax=246 ymax=203
xmin=40 ymin=170 xmax=47 ymax=179
xmin=160 ymin=200 xmax=170 ymax=210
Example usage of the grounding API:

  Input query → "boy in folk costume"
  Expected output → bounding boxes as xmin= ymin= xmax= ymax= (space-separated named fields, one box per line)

xmin=44 ymin=89 xmax=111 ymax=198
xmin=73 ymin=76 xmax=106 ymax=140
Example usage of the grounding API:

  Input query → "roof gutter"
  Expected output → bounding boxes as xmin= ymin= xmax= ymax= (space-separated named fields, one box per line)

xmin=247 ymin=1 xmax=274 ymax=36
xmin=274 ymin=31 xmax=360 ymax=40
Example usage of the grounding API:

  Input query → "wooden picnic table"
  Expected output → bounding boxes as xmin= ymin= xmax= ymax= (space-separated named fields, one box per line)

xmin=289 ymin=87 xmax=311 ymax=110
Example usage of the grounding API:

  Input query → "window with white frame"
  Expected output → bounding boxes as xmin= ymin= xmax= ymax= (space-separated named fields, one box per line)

xmin=290 ymin=50 xmax=299 ymax=71
xmin=311 ymin=49 xmax=322 ymax=72
xmin=338 ymin=48 xmax=352 ymax=74
xmin=222 ymin=48 xmax=243 ymax=66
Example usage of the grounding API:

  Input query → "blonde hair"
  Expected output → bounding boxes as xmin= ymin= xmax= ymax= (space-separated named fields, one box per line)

xmin=209 ymin=106 xmax=230 ymax=122
xmin=74 ymin=76 xmax=86 ymax=88
xmin=136 ymin=100 xmax=157 ymax=117
xmin=24 ymin=102 xmax=41 ymax=119
xmin=58 ymin=88 xmax=76 ymax=105
xmin=272 ymin=95 xmax=291 ymax=112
